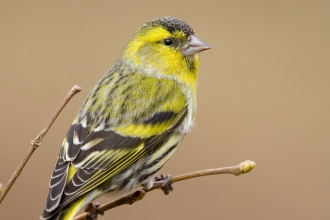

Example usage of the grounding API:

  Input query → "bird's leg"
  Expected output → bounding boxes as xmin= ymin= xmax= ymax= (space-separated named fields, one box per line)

xmin=142 ymin=174 xmax=173 ymax=195
xmin=156 ymin=174 xmax=173 ymax=195
xmin=85 ymin=202 xmax=104 ymax=220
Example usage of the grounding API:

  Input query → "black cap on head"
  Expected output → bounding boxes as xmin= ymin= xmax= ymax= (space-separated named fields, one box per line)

xmin=146 ymin=17 xmax=195 ymax=36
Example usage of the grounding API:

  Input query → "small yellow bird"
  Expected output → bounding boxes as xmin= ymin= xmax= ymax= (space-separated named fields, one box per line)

xmin=40 ymin=17 xmax=210 ymax=220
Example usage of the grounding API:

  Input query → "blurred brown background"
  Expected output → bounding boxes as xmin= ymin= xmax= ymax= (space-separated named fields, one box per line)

xmin=1 ymin=1 xmax=329 ymax=219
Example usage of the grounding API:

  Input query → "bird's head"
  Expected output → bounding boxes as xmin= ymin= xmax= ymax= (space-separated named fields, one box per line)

xmin=120 ymin=17 xmax=210 ymax=79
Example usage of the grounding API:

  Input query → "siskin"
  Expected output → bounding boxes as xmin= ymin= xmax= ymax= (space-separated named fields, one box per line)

xmin=40 ymin=17 xmax=210 ymax=220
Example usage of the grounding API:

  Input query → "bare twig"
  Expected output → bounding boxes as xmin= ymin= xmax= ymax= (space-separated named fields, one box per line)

xmin=73 ymin=160 xmax=256 ymax=220
xmin=0 ymin=85 xmax=81 ymax=204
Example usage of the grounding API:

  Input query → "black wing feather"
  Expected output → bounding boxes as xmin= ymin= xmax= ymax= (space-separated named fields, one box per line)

xmin=43 ymin=109 xmax=187 ymax=217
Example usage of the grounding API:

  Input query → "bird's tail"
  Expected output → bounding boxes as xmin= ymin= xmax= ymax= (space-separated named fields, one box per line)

xmin=40 ymin=194 xmax=91 ymax=220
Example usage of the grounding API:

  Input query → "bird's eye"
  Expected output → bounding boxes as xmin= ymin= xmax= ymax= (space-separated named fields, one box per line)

xmin=163 ymin=38 xmax=174 ymax=46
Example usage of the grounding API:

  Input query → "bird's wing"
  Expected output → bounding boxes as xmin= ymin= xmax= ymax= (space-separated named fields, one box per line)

xmin=44 ymin=75 xmax=188 ymax=214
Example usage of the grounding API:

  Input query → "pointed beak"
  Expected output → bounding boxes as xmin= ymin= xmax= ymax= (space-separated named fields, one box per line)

xmin=181 ymin=35 xmax=211 ymax=56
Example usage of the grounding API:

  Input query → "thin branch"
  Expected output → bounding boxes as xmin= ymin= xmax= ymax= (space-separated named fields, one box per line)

xmin=73 ymin=160 xmax=256 ymax=220
xmin=0 ymin=85 xmax=81 ymax=204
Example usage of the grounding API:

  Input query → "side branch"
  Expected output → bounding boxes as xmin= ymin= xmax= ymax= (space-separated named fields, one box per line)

xmin=0 ymin=85 xmax=81 ymax=204
xmin=73 ymin=160 xmax=256 ymax=220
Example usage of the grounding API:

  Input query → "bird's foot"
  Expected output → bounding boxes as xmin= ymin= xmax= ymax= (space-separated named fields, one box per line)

xmin=141 ymin=174 xmax=173 ymax=195
xmin=155 ymin=174 xmax=173 ymax=195
xmin=85 ymin=202 xmax=104 ymax=220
